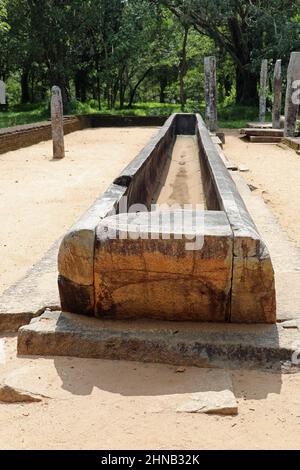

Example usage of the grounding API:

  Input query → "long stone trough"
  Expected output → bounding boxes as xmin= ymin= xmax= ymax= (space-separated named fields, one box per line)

xmin=58 ymin=113 xmax=276 ymax=324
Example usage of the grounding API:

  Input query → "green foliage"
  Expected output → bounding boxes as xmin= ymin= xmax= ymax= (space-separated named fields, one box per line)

xmin=0 ymin=102 xmax=49 ymax=128
xmin=0 ymin=0 xmax=299 ymax=121
xmin=0 ymin=99 xmax=260 ymax=130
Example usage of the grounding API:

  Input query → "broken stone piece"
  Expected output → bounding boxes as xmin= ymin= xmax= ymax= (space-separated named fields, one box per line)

xmin=177 ymin=390 xmax=238 ymax=416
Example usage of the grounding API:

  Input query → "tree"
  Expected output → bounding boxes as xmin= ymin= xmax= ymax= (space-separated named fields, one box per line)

xmin=158 ymin=0 xmax=300 ymax=105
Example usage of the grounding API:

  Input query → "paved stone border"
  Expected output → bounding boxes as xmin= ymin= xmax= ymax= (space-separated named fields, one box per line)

xmin=0 ymin=241 xmax=60 ymax=333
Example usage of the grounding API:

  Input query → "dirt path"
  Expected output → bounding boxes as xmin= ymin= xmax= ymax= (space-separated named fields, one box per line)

xmin=0 ymin=127 xmax=158 ymax=294
xmin=223 ymin=130 xmax=300 ymax=248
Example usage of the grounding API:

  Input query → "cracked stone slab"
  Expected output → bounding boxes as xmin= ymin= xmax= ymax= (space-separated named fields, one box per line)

xmin=17 ymin=311 xmax=300 ymax=369
xmin=176 ymin=369 xmax=237 ymax=415
xmin=0 ymin=240 xmax=60 ymax=333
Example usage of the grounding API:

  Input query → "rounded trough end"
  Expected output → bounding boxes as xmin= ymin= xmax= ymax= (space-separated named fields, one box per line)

xmin=58 ymin=227 xmax=96 ymax=287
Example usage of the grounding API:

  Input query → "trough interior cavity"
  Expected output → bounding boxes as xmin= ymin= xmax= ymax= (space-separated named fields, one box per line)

xmin=153 ymin=135 xmax=207 ymax=210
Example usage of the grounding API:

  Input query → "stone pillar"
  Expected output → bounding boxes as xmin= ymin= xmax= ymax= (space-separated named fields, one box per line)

xmin=0 ymin=80 xmax=6 ymax=106
xmin=284 ymin=52 xmax=300 ymax=137
xmin=272 ymin=60 xmax=282 ymax=129
xmin=204 ymin=56 xmax=218 ymax=132
xmin=51 ymin=85 xmax=65 ymax=159
xmin=259 ymin=59 xmax=268 ymax=123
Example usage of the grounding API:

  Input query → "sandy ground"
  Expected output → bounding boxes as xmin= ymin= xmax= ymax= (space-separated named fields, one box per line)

xmin=1 ymin=335 xmax=300 ymax=450
xmin=0 ymin=127 xmax=158 ymax=294
xmin=224 ymin=130 xmax=300 ymax=248
xmin=1 ymin=127 xmax=300 ymax=449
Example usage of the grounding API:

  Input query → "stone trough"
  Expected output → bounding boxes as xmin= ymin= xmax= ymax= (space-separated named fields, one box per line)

xmin=58 ymin=113 xmax=276 ymax=324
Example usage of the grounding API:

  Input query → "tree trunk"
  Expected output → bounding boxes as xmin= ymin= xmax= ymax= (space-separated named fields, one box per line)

xmin=159 ymin=68 xmax=168 ymax=103
xmin=74 ymin=69 xmax=87 ymax=102
xmin=235 ymin=67 xmax=258 ymax=105
xmin=128 ymin=68 xmax=153 ymax=108
xmin=21 ymin=70 xmax=30 ymax=104
xmin=179 ymin=26 xmax=189 ymax=112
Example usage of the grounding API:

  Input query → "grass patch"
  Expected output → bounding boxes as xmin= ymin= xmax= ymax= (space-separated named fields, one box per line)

xmin=0 ymin=101 xmax=265 ymax=130
xmin=0 ymin=103 xmax=49 ymax=128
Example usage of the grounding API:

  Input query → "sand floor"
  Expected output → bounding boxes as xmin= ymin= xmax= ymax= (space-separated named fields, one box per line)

xmin=0 ymin=127 xmax=158 ymax=294
xmin=1 ymin=335 xmax=300 ymax=450
xmin=155 ymin=135 xmax=206 ymax=209
xmin=1 ymin=127 xmax=300 ymax=449
xmin=224 ymin=130 xmax=300 ymax=248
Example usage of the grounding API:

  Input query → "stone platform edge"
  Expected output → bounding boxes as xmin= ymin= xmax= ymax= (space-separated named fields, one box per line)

xmin=17 ymin=311 xmax=300 ymax=370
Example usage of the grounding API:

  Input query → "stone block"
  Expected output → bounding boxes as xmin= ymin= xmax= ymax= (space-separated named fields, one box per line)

xmin=94 ymin=211 xmax=233 ymax=322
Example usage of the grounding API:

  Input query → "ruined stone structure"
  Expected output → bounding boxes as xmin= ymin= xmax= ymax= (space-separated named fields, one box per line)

xmin=204 ymin=57 xmax=218 ymax=132
xmin=58 ymin=113 xmax=276 ymax=324
xmin=51 ymin=86 xmax=65 ymax=159
xmin=272 ymin=60 xmax=282 ymax=129
xmin=284 ymin=52 xmax=300 ymax=137
xmin=259 ymin=60 xmax=268 ymax=123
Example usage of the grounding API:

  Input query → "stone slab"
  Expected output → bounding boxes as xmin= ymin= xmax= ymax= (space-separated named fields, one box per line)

xmin=246 ymin=122 xmax=273 ymax=129
xmin=177 ymin=390 xmax=238 ymax=415
xmin=0 ymin=241 xmax=60 ymax=333
xmin=241 ymin=128 xmax=284 ymax=137
xmin=17 ymin=311 xmax=300 ymax=369
xmin=282 ymin=137 xmax=300 ymax=152
xmin=249 ymin=136 xmax=282 ymax=144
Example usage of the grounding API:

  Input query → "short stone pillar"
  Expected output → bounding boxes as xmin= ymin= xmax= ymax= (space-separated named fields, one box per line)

xmin=284 ymin=52 xmax=300 ymax=137
xmin=259 ymin=59 xmax=268 ymax=123
xmin=204 ymin=56 xmax=218 ymax=132
xmin=51 ymin=86 xmax=65 ymax=159
xmin=0 ymin=80 xmax=6 ymax=108
xmin=272 ymin=60 xmax=282 ymax=129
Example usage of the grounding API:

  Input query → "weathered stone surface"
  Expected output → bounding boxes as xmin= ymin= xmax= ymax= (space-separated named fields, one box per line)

xmin=249 ymin=136 xmax=282 ymax=143
xmin=51 ymin=85 xmax=65 ymax=159
xmin=177 ymin=390 xmax=238 ymax=415
xmin=94 ymin=211 xmax=233 ymax=322
xmin=0 ymin=241 xmax=60 ymax=332
xmin=58 ymin=275 xmax=94 ymax=316
xmin=231 ymin=251 xmax=276 ymax=323
xmin=204 ymin=57 xmax=218 ymax=132
xmin=272 ymin=60 xmax=282 ymax=129
xmin=247 ymin=122 xmax=273 ymax=129
xmin=57 ymin=183 xmax=127 ymax=315
xmin=241 ymin=128 xmax=284 ymax=137
xmin=58 ymin=183 xmax=126 ymax=287
xmin=197 ymin=115 xmax=276 ymax=323
xmin=284 ymin=52 xmax=300 ymax=137
xmin=259 ymin=59 xmax=268 ymax=123
xmin=17 ymin=311 xmax=300 ymax=369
